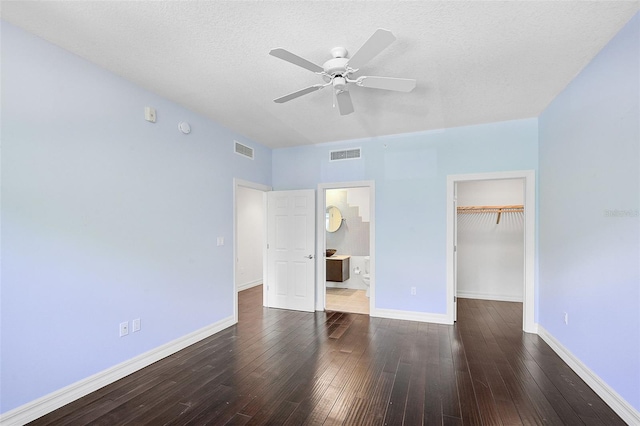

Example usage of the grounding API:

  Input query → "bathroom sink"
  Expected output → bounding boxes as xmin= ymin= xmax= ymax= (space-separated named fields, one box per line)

xmin=326 ymin=249 xmax=337 ymax=257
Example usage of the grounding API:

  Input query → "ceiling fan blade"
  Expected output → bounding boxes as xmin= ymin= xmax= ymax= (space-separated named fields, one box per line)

xmin=269 ymin=48 xmax=324 ymax=73
xmin=346 ymin=28 xmax=396 ymax=70
xmin=335 ymin=90 xmax=354 ymax=115
xmin=357 ymin=76 xmax=416 ymax=92
xmin=273 ymin=85 xmax=324 ymax=103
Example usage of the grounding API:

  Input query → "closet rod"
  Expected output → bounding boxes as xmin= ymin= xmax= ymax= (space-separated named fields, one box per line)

xmin=457 ymin=204 xmax=524 ymax=224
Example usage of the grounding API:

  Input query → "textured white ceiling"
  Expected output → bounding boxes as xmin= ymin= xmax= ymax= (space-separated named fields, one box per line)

xmin=2 ymin=1 xmax=639 ymax=148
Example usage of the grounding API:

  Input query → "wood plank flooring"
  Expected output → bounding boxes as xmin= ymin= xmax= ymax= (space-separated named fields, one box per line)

xmin=28 ymin=287 xmax=625 ymax=425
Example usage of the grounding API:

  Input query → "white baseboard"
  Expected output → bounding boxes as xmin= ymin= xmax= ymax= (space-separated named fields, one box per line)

xmin=237 ymin=279 xmax=262 ymax=292
xmin=537 ymin=325 xmax=640 ymax=425
xmin=457 ymin=291 xmax=523 ymax=302
xmin=0 ymin=316 xmax=236 ymax=426
xmin=370 ymin=307 xmax=452 ymax=325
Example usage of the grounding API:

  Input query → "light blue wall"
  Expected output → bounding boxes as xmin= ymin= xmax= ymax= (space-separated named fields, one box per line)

xmin=273 ymin=119 xmax=538 ymax=314
xmin=539 ymin=13 xmax=640 ymax=411
xmin=0 ymin=22 xmax=271 ymax=413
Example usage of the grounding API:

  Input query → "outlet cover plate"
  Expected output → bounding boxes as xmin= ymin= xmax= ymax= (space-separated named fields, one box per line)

xmin=119 ymin=321 xmax=129 ymax=337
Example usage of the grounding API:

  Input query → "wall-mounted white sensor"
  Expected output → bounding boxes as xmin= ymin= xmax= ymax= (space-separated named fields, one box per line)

xmin=144 ymin=107 xmax=156 ymax=123
xmin=178 ymin=121 xmax=191 ymax=134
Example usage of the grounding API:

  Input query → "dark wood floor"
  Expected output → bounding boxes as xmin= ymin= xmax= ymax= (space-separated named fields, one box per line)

xmin=29 ymin=286 xmax=624 ymax=425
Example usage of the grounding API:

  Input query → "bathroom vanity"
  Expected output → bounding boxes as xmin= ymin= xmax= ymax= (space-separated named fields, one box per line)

xmin=326 ymin=255 xmax=350 ymax=282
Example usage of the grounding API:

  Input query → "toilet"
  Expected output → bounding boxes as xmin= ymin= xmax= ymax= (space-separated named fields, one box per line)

xmin=362 ymin=256 xmax=370 ymax=297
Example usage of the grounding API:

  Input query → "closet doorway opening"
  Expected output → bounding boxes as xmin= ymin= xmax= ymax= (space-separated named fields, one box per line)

xmin=317 ymin=181 xmax=375 ymax=315
xmin=457 ymin=179 xmax=524 ymax=302
xmin=446 ymin=171 xmax=536 ymax=333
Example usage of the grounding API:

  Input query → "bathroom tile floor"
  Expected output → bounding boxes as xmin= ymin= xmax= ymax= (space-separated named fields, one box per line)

xmin=325 ymin=287 xmax=369 ymax=315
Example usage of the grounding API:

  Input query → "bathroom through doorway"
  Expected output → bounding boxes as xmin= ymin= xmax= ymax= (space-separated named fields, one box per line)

xmin=317 ymin=181 xmax=375 ymax=315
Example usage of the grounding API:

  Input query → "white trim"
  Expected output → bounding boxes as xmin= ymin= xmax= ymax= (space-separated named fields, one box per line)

xmin=316 ymin=181 xmax=375 ymax=314
xmin=537 ymin=325 xmax=640 ymax=425
xmin=236 ymin=279 xmax=262 ymax=292
xmin=233 ymin=178 xmax=272 ymax=320
xmin=370 ymin=308 xmax=451 ymax=325
xmin=446 ymin=170 xmax=536 ymax=333
xmin=0 ymin=316 xmax=236 ymax=426
xmin=457 ymin=292 xmax=523 ymax=303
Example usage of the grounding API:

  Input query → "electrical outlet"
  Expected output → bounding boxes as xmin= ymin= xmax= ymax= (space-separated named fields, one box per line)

xmin=133 ymin=318 xmax=141 ymax=332
xmin=119 ymin=321 xmax=129 ymax=337
xmin=411 ymin=287 xmax=416 ymax=295
xmin=564 ymin=312 xmax=569 ymax=325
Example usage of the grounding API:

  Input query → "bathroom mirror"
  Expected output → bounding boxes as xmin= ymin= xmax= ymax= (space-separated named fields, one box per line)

xmin=326 ymin=206 xmax=343 ymax=232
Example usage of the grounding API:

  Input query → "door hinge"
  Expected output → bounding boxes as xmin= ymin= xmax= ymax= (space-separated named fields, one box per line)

xmin=454 ymin=245 xmax=457 ymax=252
xmin=454 ymin=296 xmax=457 ymax=302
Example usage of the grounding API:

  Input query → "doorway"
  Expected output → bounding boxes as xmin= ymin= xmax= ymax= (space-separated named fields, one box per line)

xmin=456 ymin=179 xmax=524 ymax=302
xmin=446 ymin=170 xmax=536 ymax=332
xmin=235 ymin=180 xmax=376 ymax=318
xmin=233 ymin=178 xmax=271 ymax=323
xmin=317 ymin=181 xmax=375 ymax=315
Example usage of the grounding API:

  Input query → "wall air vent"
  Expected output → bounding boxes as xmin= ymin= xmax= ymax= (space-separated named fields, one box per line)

xmin=234 ymin=141 xmax=254 ymax=159
xmin=330 ymin=148 xmax=361 ymax=162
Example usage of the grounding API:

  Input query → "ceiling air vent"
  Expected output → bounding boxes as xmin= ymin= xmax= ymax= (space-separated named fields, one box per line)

xmin=330 ymin=148 xmax=361 ymax=162
xmin=234 ymin=141 xmax=254 ymax=159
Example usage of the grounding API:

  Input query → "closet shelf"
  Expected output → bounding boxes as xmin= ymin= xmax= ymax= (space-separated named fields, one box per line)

xmin=457 ymin=205 xmax=524 ymax=224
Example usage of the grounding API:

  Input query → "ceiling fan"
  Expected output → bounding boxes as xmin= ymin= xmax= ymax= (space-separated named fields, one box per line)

xmin=269 ymin=29 xmax=417 ymax=115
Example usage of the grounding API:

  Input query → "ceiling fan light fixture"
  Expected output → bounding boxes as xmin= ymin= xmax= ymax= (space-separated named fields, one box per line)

xmin=333 ymin=76 xmax=347 ymax=90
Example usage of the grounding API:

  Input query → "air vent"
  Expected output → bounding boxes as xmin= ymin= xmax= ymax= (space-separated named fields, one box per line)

xmin=234 ymin=141 xmax=254 ymax=159
xmin=330 ymin=148 xmax=361 ymax=161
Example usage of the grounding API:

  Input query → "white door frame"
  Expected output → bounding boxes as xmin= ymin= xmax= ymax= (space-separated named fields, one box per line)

xmin=446 ymin=170 xmax=536 ymax=333
xmin=233 ymin=178 xmax=271 ymax=323
xmin=316 ymin=181 xmax=375 ymax=312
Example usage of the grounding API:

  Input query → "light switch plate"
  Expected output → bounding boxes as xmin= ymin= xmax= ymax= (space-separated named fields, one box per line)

xmin=144 ymin=107 xmax=156 ymax=123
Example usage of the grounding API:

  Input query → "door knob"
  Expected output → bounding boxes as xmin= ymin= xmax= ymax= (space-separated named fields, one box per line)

xmin=305 ymin=254 xmax=314 ymax=259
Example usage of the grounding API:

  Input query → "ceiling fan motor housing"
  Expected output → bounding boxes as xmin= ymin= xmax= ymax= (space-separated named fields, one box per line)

xmin=323 ymin=57 xmax=350 ymax=78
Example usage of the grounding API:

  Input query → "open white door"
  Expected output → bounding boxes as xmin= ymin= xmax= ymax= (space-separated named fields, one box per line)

xmin=266 ymin=190 xmax=316 ymax=312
